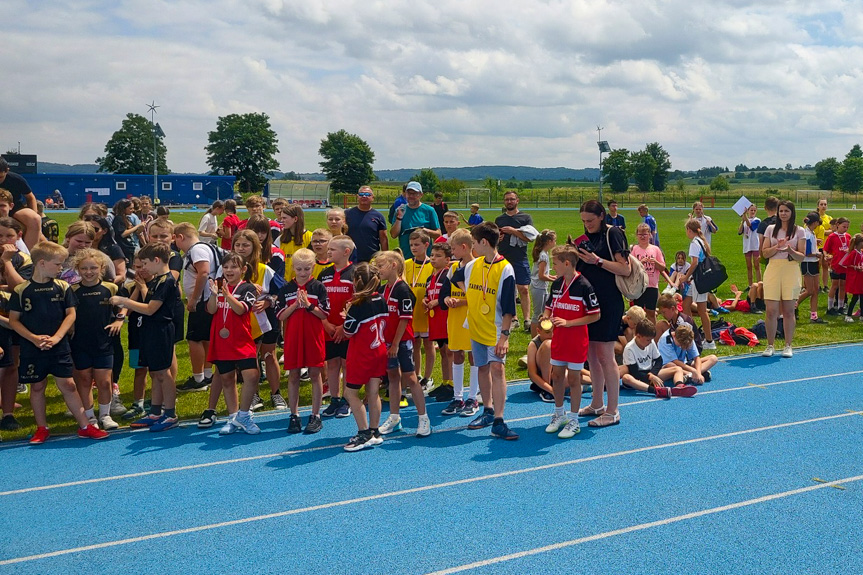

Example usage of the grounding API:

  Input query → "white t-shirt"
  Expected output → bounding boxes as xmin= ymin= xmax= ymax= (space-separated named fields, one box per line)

xmin=198 ymin=213 xmax=219 ymax=245
xmin=623 ymin=338 xmax=661 ymax=372
xmin=803 ymin=227 xmax=819 ymax=263
xmin=182 ymin=243 xmax=215 ymax=301
xmin=688 ymin=238 xmax=707 ymax=263
xmin=693 ymin=215 xmax=716 ymax=246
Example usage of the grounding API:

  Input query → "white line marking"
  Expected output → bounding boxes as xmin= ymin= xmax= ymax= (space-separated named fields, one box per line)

xmin=424 ymin=473 xmax=863 ymax=575
xmin=0 ymin=411 xmax=858 ymax=565
xmin=2 ymin=369 xmax=861 ymax=497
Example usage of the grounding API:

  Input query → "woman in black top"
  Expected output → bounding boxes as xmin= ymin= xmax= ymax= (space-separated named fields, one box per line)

xmin=112 ymin=199 xmax=145 ymax=264
xmin=572 ymin=200 xmax=630 ymax=427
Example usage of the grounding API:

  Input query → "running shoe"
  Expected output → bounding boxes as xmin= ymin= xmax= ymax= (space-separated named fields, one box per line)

xmin=29 ymin=426 xmax=50 ymax=444
xmin=468 ymin=410 xmax=495 ymax=430
xmin=344 ymin=430 xmax=373 ymax=452
xmin=545 ymin=413 xmax=569 ymax=434
xmin=416 ymin=414 xmax=432 ymax=437
xmin=367 ymin=429 xmax=384 ymax=446
xmin=703 ymin=370 xmax=712 ymax=383
xmin=845 ymin=315 xmax=855 ymax=323
xmin=399 ymin=395 xmax=409 ymax=408
xmin=671 ymin=384 xmax=698 ymax=398
xmin=305 ymin=415 xmax=323 ymax=434
xmin=286 ymin=414 xmax=302 ymax=434
xmin=78 ymin=424 xmax=109 ymax=440
xmin=558 ymin=418 xmax=580 ymax=439
xmin=761 ymin=345 xmax=775 ymax=357
xmin=810 ymin=317 xmax=827 ymax=324
xmin=271 ymin=393 xmax=288 ymax=411
xmin=99 ymin=415 xmax=119 ymax=431
xmin=219 ymin=418 xmax=241 ymax=435
xmin=197 ymin=409 xmax=218 ymax=428
xmin=539 ymin=391 xmax=555 ymax=403
xmin=322 ymin=397 xmax=341 ymax=418
xmin=420 ymin=377 xmax=435 ymax=393
xmin=109 ymin=394 xmax=128 ymax=416
xmin=0 ymin=414 xmax=21 ymax=431
xmin=518 ymin=355 xmax=529 ymax=369
xmin=122 ymin=404 xmax=145 ymax=421
xmin=250 ymin=393 xmax=264 ymax=412
xmin=459 ymin=398 xmax=480 ymax=417
xmin=442 ymin=399 xmax=465 ymax=416
xmin=335 ymin=399 xmax=351 ymax=418
xmin=300 ymin=368 xmax=310 ymax=381
xmin=130 ymin=413 xmax=160 ymax=428
xmin=177 ymin=376 xmax=209 ymax=392
xmin=17 ymin=383 xmax=28 ymax=395
xmin=655 ymin=386 xmax=671 ymax=399
xmin=491 ymin=421 xmax=519 ymax=440
xmin=782 ymin=345 xmax=793 ymax=358
xmin=149 ymin=415 xmax=179 ymax=432
xmin=702 ymin=340 xmax=717 ymax=350
xmin=235 ymin=411 xmax=261 ymax=435
xmin=379 ymin=414 xmax=403 ymax=435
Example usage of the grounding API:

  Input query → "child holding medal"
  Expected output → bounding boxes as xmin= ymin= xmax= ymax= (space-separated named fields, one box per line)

xmin=205 ymin=253 xmax=262 ymax=435
xmin=541 ymin=245 xmax=600 ymax=439
xmin=405 ymin=230 xmax=436 ymax=390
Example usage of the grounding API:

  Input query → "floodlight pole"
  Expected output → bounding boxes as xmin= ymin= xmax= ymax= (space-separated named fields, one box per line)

xmin=148 ymin=101 xmax=161 ymax=204
xmin=596 ymin=126 xmax=611 ymax=206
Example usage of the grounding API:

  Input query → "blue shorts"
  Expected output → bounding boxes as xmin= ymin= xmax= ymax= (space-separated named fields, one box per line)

xmin=511 ymin=259 xmax=531 ymax=286
xmin=128 ymin=349 xmax=141 ymax=370
xmin=471 ymin=340 xmax=505 ymax=367
xmin=387 ymin=340 xmax=415 ymax=372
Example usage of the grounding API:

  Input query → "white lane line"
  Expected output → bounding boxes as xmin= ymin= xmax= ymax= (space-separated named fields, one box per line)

xmin=425 ymin=473 xmax=863 ymax=575
xmin=0 ymin=411 xmax=858 ymax=566
xmin=2 ymin=369 xmax=861 ymax=497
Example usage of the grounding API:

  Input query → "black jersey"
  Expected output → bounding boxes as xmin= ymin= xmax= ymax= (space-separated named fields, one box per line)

xmin=123 ymin=280 xmax=143 ymax=350
xmin=143 ymin=273 xmax=180 ymax=327
xmin=70 ymin=281 xmax=119 ymax=356
xmin=0 ymin=251 xmax=34 ymax=285
xmin=0 ymin=171 xmax=34 ymax=208
xmin=9 ymin=278 xmax=77 ymax=356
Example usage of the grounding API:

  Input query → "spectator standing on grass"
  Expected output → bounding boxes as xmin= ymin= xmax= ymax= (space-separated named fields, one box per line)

xmin=679 ymin=220 xmax=717 ymax=350
xmin=756 ymin=196 xmax=779 ymax=250
xmin=496 ymin=191 xmax=538 ymax=332
xmin=689 ymin=201 xmax=718 ymax=247
xmin=572 ymin=200 xmax=631 ymax=428
xmin=814 ymin=198 xmax=833 ymax=293
xmin=798 ymin=212 xmax=826 ymax=324
xmin=605 ymin=199 xmax=626 ymax=231
xmin=219 ymin=199 xmax=241 ymax=250
xmin=389 ymin=181 xmax=440 ymax=255
xmin=431 ymin=192 xmax=448 ymax=227
xmin=637 ymin=204 xmax=659 ymax=246
xmin=345 ymin=186 xmax=388 ymax=262
xmin=760 ymin=200 xmax=805 ymax=358
xmin=738 ymin=203 xmax=762 ymax=285
xmin=630 ymin=223 xmax=666 ymax=323
xmin=197 ymin=200 xmax=224 ymax=245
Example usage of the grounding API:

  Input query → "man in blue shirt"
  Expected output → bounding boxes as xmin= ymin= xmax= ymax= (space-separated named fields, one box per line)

xmin=345 ymin=186 xmax=388 ymax=262
xmin=389 ymin=181 xmax=440 ymax=254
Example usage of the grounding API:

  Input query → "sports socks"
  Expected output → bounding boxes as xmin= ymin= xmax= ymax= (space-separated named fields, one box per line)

xmin=452 ymin=362 xmax=465 ymax=400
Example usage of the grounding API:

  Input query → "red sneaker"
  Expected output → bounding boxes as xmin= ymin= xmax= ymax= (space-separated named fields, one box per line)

xmin=671 ymin=384 xmax=697 ymax=398
xmin=654 ymin=386 xmax=671 ymax=399
xmin=78 ymin=424 xmax=109 ymax=440
xmin=29 ymin=426 xmax=50 ymax=444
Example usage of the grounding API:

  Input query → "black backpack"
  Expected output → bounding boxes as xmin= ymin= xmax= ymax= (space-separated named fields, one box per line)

xmin=185 ymin=242 xmax=228 ymax=280
xmin=692 ymin=239 xmax=728 ymax=293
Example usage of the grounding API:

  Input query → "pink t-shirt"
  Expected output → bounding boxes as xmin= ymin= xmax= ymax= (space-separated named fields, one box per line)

xmin=631 ymin=243 xmax=666 ymax=289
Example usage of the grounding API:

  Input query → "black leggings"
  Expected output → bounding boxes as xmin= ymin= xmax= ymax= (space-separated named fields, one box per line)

xmin=848 ymin=295 xmax=860 ymax=317
xmin=112 ymin=335 xmax=124 ymax=384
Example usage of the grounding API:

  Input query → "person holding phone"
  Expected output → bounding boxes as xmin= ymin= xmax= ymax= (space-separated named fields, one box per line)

xmin=389 ymin=181 xmax=440 ymax=254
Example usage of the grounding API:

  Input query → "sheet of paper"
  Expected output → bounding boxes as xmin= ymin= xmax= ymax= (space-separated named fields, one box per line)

xmin=731 ymin=196 xmax=753 ymax=216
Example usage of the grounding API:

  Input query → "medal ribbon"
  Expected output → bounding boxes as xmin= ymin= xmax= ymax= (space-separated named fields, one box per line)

xmin=411 ymin=257 xmax=429 ymax=288
xmin=221 ymin=281 xmax=244 ymax=327
xmin=550 ymin=273 xmax=577 ymax=316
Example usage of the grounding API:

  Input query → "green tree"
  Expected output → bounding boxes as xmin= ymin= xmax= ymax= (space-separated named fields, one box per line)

xmin=206 ymin=112 xmax=279 ymax=193
xmin=318 ymin=130 xmax=375 ymax=195
xmin=709 ymin=175 xmax=730 ymax=191
xmin=96 ymin=113 xmax=168 ymax=174
xmin=838 ymin=156 xmax=863 ymax=193
xmin=847 ymin=144 xmax=863 ymax=159
xmin=630 ymin=150 xmax=658 ymax=192
xmin=645 ymin=142 xmax=671 ymax=191
xmin=602 ymin=149 xmax=631 ymax=193
xmin=438 ymin=177 xmax=465 ymax=197
xmin=813 ymin=157 xmax=839 ymax=190
xmin=413 ymin=168 xmax=440 ymax=194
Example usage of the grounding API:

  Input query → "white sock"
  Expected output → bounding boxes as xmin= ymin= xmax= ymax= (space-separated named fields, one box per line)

xmin=554 ymin=406 xmax=565 ymax=417
xmin=453 ymin=362 xmax=465 ymax=400
xmin=569 ymin=411 xmax=579 ymax=423
xmin=204 ymin=367 xmax=213 ymax=378
xmin=134 ymin=399 xmax=144 ymax=409
xmin=85 ymin=408 xmax=95 ymax=419
xmin=238 ymin=410 xmax=249 ymax=419
xmin=228 ymin=411 xmax=237 ymax=420
xmin=193 ymin=373 xmax=204 ymax=383
xmin=828 ymin=297 xmax=835 ymax=308
xmin=99 ymin=403 xmax=111 ymax=418
xmin=468 ymin=365 xmax=479 ymax=400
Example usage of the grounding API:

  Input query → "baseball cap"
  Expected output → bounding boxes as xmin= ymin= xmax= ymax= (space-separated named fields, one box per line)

xmin=406 ymin=181 xmax=423 ymax=193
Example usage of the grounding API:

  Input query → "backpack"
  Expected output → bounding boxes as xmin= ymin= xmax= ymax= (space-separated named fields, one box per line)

xmin=185 ymin=242 xmax=228 ymax=281
xmin=607 ymin=227 xmax=648 ymax=300
xmin=719 ymin=326 xmax=759 ymax=347
xmin=692 ymin=239 xmax=728 ymax=293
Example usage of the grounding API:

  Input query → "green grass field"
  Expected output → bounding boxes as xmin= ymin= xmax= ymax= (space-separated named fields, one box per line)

xmin=4 ymin=204 xmax=863 ymax=440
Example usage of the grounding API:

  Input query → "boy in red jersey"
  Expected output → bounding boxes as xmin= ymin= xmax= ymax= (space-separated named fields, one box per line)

xmin=320 ymin=235 xmax=355 ymax=418
xmin=276 ymin=248 xmax=329 ymax=434
xmin=541 ymin=245 xmax=600 ymax=439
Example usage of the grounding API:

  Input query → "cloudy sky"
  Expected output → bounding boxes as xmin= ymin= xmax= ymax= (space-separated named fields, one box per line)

xmin=3 ymin=0 xmax=863 ymax=174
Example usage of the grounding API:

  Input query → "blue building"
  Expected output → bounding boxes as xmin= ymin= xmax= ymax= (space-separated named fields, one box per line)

xmin=19 ymin=173 xmax=236 ymax=208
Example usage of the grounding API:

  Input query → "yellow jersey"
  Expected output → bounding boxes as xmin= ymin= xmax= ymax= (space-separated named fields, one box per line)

xmin=460 ymin=254 xmax=516 ymax=346
xmin=404 ymin=256 xmax=433 ymax=334
xmin=277 ymin=229 xmax=313 ymax=282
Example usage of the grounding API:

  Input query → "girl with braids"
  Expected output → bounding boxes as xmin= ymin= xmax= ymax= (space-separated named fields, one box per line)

xmin=276 ymin=204 xmax=312 ymax=282
xmin=341 ymin=262 xmax=389 ymax=451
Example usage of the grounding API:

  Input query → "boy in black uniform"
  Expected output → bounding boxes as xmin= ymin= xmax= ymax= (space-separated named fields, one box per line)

xmin=110 ymin=243 xmax=181 ymax=432
xmin=8 ymin=242 xmax=108 ymax=443
xmin=147 ymin=219 xmax=185 ymax=384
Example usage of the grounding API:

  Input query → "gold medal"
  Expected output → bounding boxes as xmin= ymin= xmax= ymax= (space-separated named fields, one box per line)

xmin=429 ymin=308 xmax=435 ymax=318
xmin=219 ymin=328 xmax=230 ymax=339
xmin=480 ymin=303 xmax=491 ymax=315
xmin=540 ymin=319 xmax=553 ymax=332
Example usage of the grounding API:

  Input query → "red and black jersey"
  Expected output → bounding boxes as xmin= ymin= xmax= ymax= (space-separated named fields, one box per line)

xmin=277 ymin=278 xmax=329 ymax=370
xmin=545 ymin=272 xmax=600 ymax=364
xmin=318 ymin=263 xmax=355 ymax=340
xmin=425 ymin=268 xmax=449 ymax=340
xmin=267 ymin=246 xmax=286 ymax=279
xmin=207 ymin=281 xmax=259 ymax=362
xmin=379 ymin=278 xmax=415 ymax=344
xmin=825 ymin=232 xmax=852 ymax=273
xmin=343 ymin=294 xmax=388 ymax=384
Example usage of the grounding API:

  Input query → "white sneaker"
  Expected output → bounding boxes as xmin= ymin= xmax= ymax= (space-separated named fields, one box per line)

xmin=762 ymin=345 xmax=775 ymax=357
xmin=416 ymin=414 xmax=432 ymax=437
xmin=845 ymin=316 xmax=855 ymax=323
xmin=379 ymin=414 xmax=403 ymax=435
xmin=703 ymin=340 xmax=717 ymax=350
xmin=99 ymin=415 xmax=119 ymax=431
xmin=782 ymin=345 xmax=793 ymax=358
xmin=367 ymin=430 xmax=384 ymax=446
xmin=219 ymin=418 xmax=241 ymax=435
xmin=558 ymin=418 xmax=581 ymax=439
xmin=545 ymin=413 xmax=568 ymax=434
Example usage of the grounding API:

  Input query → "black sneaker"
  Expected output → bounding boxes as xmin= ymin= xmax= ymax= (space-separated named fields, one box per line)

xmin=322 ymin=397 xmax=340 ymax=418
xmin=305 ymin=414 xmax=323 ymax=434
xmin=122 ymin=404 xmax=146 ymax=420
xmin=287 ymin=414 xmax=302 ymax=434
xmin=0 ymin=414 xmax=21 ymax=431
xmin=177 ymin=376 xmax=209 ymax=392
xmin=491 ymin=421 xmax=519 ymax=440
xmin=250 ymin=393 xmax=264 ymax=412
xmin=811 ymin=317 xmax=827 ymax=324
xmin=344 ymin=430 xmax=373 ymax=452
xmin=826 ymin=308 xmax=839 ymax=316
xmin=703 ymin=370 xmax=712 ymax=383
xmin=197 ymin=409 xmax=217 ymax=429
xmin=441 ymin=399 xmax=465 ymax=416
xmin=430 ymin=384 xmax=454 ymax=402
xmin=335 ymin=398 xmax=351 ymax=418
xmin=539 ymin=391 xmax=555 ymax=403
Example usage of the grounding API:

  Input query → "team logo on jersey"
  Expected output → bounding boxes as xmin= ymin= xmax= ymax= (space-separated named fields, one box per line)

xmin=589 ymin=293 xmax=598 ymax=307
xmin=403 ymin=299 xmax=413 ymax=313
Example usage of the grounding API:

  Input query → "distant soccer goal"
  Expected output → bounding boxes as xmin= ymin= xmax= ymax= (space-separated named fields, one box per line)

xmin=460 ymin=188 xmax=493 ymax=208
xmin=268 ymin=181 xmax=331 ymax=208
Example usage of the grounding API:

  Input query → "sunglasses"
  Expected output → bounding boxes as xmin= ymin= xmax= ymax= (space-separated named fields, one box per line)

xmin=358 ymin=193 xmax=372 ymax=198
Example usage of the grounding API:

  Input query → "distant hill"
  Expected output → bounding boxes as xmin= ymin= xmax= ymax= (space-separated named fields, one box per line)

xmin=300 ymin=166 xmax=600 ymax=182
xmin=38 ymin=162 xmax=102 ymax=174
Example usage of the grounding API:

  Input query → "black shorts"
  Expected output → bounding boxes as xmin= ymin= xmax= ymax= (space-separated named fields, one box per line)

xmin=254 ymin=309 xmax=280 ymax=345
xmin=325 ymin=340 xmax=349 ymax=361
xmin=139 ymin=323 xmax=175 ymax=372
xmin=72 ymin=351 xmax=114 ymax=371
xmin=631 ymin=369 xmax=653 ymax=384
xmin=347 ymin=379 xmax=383 ymax=390
xmin=186 ymin=301 xmax=213 ymax=342
xmin=632 ymin=287 xmax=659 ymax=311
xmin=0 ymin=328 xmax=13 ymax=368
xmin=434 ymin=338 xmax=449 ymax=348
xmin=213 ymin=357 xmax=258 ymax=375
xmin=9 ymin=202 xmax=29 ymax=217
xmin=830 ymin=270 xmax=846 ymax=281
xmin=19 ymin=353 xmax=74 ymax=383
xmin=173 ymin=300 xmax=185 ymax=343
xmin=801 ymin=261 xmax=820 ymax=276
